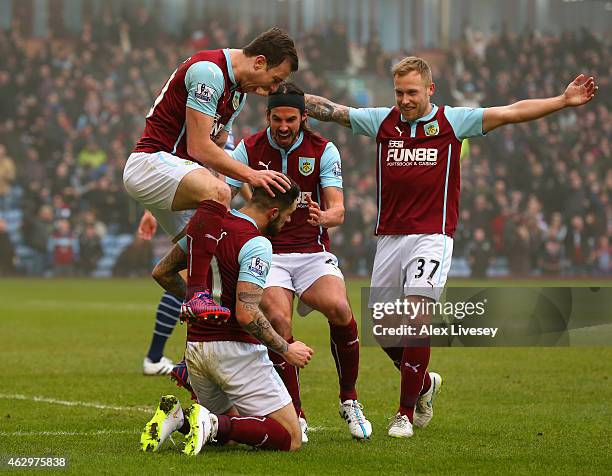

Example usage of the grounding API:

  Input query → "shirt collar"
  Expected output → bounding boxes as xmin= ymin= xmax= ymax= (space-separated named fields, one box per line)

xmin=266 ymin=128 xmax=304 ymax=154
xmin=223 ymin=49 xmax=237 ymax=87
xmin=400 ymin=104 xmax=438 ymax=124
xmin=230 ymin=209 xmax=258 ymax=229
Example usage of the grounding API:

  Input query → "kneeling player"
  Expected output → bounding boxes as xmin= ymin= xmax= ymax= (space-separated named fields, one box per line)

xmin=141 ymin=181 xmax=313 ymax=454
xmin=226 ymin=83 xmax=371 ymax=441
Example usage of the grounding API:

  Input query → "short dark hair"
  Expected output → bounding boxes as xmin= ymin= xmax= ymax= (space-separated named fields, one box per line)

xmin=251 ymin=178 xmax=300 ymax=211
xmin=243 ymin=28 xmax=299 ymax=72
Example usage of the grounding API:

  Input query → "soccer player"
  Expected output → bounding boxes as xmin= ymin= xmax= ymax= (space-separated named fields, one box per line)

xmin=141 ymin=181 xmax=313 ymax=454
xmin=123 ymin=27 xmax=297 ymax=322
xmin=224 ymin=82 xmax=371 ymax=441
xmin=139 ymin=135 xmax=238 ymax=376
xmin=304 ymin=57 xmax=598 ymax=438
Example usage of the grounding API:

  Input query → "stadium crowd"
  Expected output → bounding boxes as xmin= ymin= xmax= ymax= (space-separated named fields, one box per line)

xmin=0 ymin=6 xmax=609 ymax=278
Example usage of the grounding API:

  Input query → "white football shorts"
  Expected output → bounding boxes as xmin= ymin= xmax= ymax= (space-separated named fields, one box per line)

xmin=265 ymin=252 xmax=344 ymax=316
xmin=369 ymin=233 xmax=453 ymax=305
xmin=123 ymin=151 xmax=202 ymax=238
xmin=185 ymin=340 xmax=292 ymax=416
xmin=265 ymin=252 xmax=344 ymax=295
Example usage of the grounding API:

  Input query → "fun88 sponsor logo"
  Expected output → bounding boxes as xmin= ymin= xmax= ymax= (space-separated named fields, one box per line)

xmin=386 ymin=146 xmax=438 ymax=166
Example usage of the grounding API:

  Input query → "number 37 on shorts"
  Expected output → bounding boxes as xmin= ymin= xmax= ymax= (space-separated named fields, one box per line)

xmin=370 ymin=234 xmax=454 ymax=302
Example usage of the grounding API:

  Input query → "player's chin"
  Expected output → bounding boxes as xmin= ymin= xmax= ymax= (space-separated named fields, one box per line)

xmin=251 ymin=86 xmax=270 ymax=96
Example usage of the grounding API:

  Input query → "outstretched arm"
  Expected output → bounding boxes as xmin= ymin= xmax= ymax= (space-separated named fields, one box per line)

xmin=305 ymin=94 xmax=352 ymax=128
xmin=483 ymin=74 xmax=598 ymax=134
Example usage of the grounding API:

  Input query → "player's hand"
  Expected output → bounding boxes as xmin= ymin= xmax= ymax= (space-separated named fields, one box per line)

xmin=283 ymin=341 xmax=314 ymax=368
xmin=138 ymin=210 xmax=157 ymax=240
xmin=248 ymin=169 xmax=291 ymax=197
xmin=563 ymin=74 xmax=598 ymax=107
xmin=306 ymin=195 xmax=325 ymax=227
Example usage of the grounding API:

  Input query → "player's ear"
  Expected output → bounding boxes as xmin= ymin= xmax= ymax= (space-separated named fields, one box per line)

xmin=253 ymin=55 xmax=267 ymax=71
xmin=268 ymin=207 xmax=280 ymax=221
xmin=428 ymin=82 xmax=436 ymax=97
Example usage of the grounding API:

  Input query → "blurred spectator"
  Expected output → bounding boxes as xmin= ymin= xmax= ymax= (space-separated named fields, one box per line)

xmin=507 ymin=223 xmax=532 ymax=276
xmin=0 ymin=144 xmax=15 ymax=211
xmin=78 ymin=224 xmax=103 ymax=276
xmin=539 ymin=229 xmax=564 ymax=276
xmin=48 ymin=219 xmax=78 ymax=276
xmin=22 ymin=205 xmax=54 ymax=275
xmin=466 ymin=228 xmax=492 ymax=278
xmin=0 ymin=218 xmax=16 ymax=275
xmin=113 ymin=235 xmax=153 ymax=277
xmin=565 ymin=215 xmax=593 ymax=274
xmin=78 ymin=139 xmax=108 ymax=174
xmin=593 ymin=236 xmax=610 ymax=275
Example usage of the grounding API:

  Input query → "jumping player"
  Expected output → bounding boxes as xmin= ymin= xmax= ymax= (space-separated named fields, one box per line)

xmin=140 ymin=181 xmax=313 ymax=455
xmin=123 ymin=28 xmax=297 ymax=322
xmin=225 ymin=83 xmax=371 ymax=441
xmin=139 ymin=135 xmax=238 ymax=376
xmin=304 ymin=57 xmax=598 ymax=437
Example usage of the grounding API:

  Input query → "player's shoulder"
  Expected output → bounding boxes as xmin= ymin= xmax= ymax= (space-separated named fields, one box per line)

xmin=303 ymin=129 xmax=330 ymax=148
xmin=350 ymin=105 xmax=395 ymax=118
xmin=183 ymin=51 xmax=226 ymax=82
xmin=440 ymin=104 xmax=483 ymax=119
xmin=188 ymin=49 xmax=225 ymax=66
xmin=243 ymin=129 xmax=269 ymax=148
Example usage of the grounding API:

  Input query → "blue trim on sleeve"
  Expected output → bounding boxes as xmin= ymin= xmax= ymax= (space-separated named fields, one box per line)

xmin=177 ymin=236 xmax=188 ymax=253
xmin=349 ymin=107 xmax=392 ymax=137
xmin=223 ymin=49 xmax=237 ymax=87
xmin=237 ymin=236 xmax=272 ymax=287
xmin=225 ymin=93 xmax=247 ymax=131
xmin=225 ymin=141 xmax=249 ymax=188
xmin=319 ymin=142 xmax=343 ymax=188
xmin=185 ymin=61 xmax=225 ymax=117
xmin=444 ymin=106 xmax=485 ymax=140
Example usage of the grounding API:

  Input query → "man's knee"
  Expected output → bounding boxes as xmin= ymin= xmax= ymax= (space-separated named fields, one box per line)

xmin=212 ymin=180 xmax=231 ymax=205
xmin=324 ymin=299 xmax=353 ymax=326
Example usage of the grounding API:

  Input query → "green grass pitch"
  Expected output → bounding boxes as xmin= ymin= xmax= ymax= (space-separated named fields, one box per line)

xmin=0 ymin=278 xmax=610 ymax=475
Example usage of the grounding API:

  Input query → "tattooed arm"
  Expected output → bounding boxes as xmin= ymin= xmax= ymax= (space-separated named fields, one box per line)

xmin=304 ymin=94 xmax=352 ymax=128
xmin=152 ymin=243 xmax=188 ymax=300
xmin=236 ymin=281 xmax=289 ymax=354
xmin=236 ymin=281 xmax=314 ymax=366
